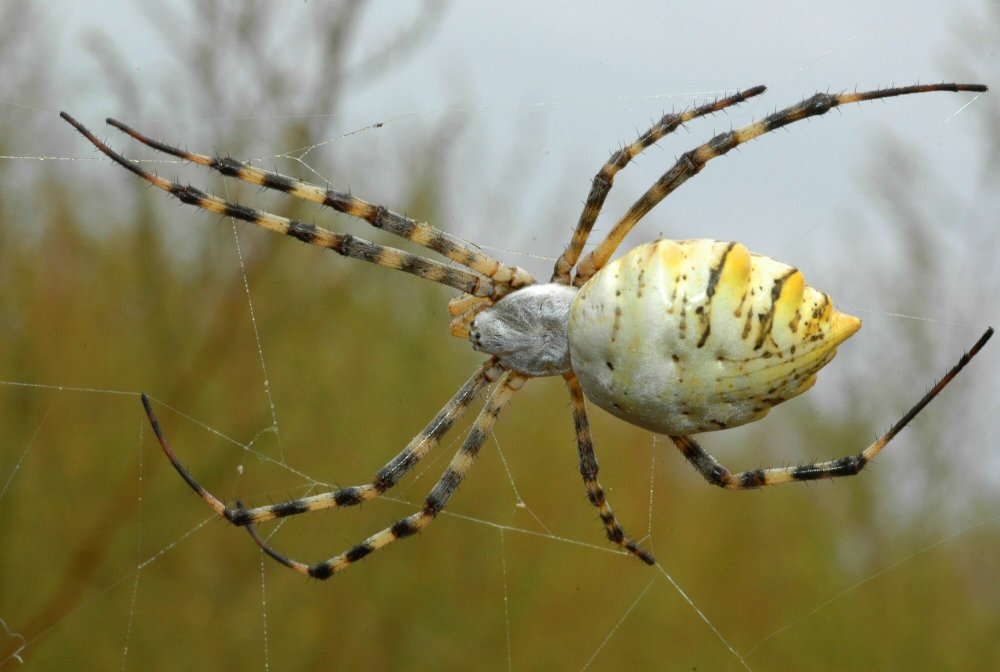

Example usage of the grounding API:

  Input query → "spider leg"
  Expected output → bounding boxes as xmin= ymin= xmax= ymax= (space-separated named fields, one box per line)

xmin=60 ymin=112 xmax=510 ymax=299
xmin=551 ymin=85 xmax=766 ymax=285
xmin=245 ymin=371 xmax=526 ymax=579
xmin=671 ymin=327 xmax=992 ymax=489
xmin=101 ymin=116 xmax=533 ymax=291
xmin=141 ymin=360 xmax=502 ymax=526
xmin=573 ymin=82 xmax=989 ymax=285
xmin=566 ymin=373 xmax=655 ymax=565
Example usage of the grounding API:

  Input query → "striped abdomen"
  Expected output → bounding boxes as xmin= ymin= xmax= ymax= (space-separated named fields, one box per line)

xmin=568 ymin=239 xmax=861 ymax=434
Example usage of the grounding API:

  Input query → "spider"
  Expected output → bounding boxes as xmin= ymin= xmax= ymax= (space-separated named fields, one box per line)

xmin=61 ymin=82 xmax=992 ymax=579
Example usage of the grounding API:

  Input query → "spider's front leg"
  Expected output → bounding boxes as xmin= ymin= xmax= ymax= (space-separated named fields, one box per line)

xmin=247 ymin=371 xmax=526 ymax=578
xmin=60 ymin=111 xmax=533 ymax=299
xmin=141 ymin=360 xmax=507 ymax=576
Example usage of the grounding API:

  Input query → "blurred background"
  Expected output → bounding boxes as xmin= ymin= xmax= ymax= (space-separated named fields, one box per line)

xmin=1 ymin=1 xmax=998 ymax=669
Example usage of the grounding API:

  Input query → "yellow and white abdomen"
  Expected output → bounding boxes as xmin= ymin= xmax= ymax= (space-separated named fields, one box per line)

xmin=568 ymin=239 xmax=861 ymax=435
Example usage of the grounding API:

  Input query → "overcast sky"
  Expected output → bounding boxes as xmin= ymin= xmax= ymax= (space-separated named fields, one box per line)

xmin=40 ymin=0 xmax=992 ymax=272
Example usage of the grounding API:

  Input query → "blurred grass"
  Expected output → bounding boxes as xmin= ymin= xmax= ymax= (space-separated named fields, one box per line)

xmin=2 ymin=2 xmax=999 ymax=670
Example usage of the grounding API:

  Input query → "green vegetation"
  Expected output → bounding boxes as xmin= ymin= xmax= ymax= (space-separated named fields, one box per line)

xmin=1 ymin=3 xmax=997 ymax=670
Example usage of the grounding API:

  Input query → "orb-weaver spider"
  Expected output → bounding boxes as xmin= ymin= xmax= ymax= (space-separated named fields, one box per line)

xmin=61 ymin=82 xmax=991 ymax=579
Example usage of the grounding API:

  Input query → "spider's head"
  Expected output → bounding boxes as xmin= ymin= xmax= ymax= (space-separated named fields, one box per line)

xmin=465 ymin=284 xmax=578 ymax=378
xmin=447 ymin=293 xmax=493 ymax=340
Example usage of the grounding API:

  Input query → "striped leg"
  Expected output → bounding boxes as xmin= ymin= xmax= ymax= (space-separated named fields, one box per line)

xmin=101 ymin=116 xmax=533 ymax=291
xmin=246 ymin=371 xmax=526 ymax=578
xmin=551 ymin=85 xmax=766 ymax=285
xmin=672 ymin=328 xmax=993 ymax=489
xmin=141 ymin=361 xmax=502 ymax=530
xmin=566 ymin=374 xmax=655 ymax=565
xmin=59 ymin=112 xmax=520 ymax=299
xmin=573 ymin=82 xmax=988 ymax=285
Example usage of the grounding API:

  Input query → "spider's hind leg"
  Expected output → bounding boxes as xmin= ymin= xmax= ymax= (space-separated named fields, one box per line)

xmin=572 ymin=82 xmax=989 ymax=286
xmin=672 ymin=327 xmax=993 ymax=490
xmin=551 ymin=85 xmax=767 ymax=285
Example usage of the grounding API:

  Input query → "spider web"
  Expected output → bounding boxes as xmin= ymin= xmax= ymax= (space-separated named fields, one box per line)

xmin=2 ymin=1 xmax=999 ymax=670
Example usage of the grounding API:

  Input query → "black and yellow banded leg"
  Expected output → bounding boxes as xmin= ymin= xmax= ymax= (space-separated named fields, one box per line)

xmin=101 ymin=116 xmax=533 ymax=291
xmin=672 ymin=327 xmax=993 ymax=490
xmin=60 ymin=112 xmax=510 ymax=298
xmin=566 ymin=373 xmax=655 ymax=565
xmin=142 ymin=361 xmax=500 ymax=529
xmin=246 ymin=370 xmax=526 ymax=579
xmin=573 ymin=83 xmax=988 ymax=285
xmin=552 ymin=85 xmax=766 ymax=285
